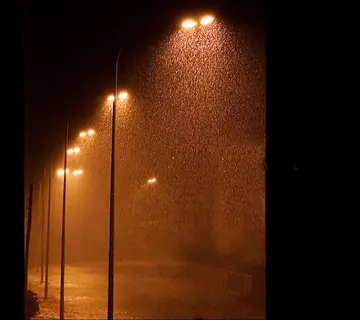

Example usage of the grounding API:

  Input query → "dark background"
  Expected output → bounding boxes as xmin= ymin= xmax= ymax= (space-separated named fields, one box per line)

xmin=25 ymin=0 xmax=264 ymax=182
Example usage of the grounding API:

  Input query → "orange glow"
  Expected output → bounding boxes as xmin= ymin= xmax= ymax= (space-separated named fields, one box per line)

xmin=67 ymin=149 xmax=74 ymax=155
xmin=118 ymin=91 xmax=129 ymax=100
xmin=73 ymin=147 xmax=80 ymax=153
xmin=182 ymin=19 xmax=197 ymax=29
xmin=73 ymin=169 xmax=83 ymax=176
xmin=87 ymin=129 xmax=95 ymax=136
xmin=57 ymin=169 xmax=70 ymax=176
xmin=148 ymin=177 xmax=157 ymax=183
xmin=107 ymin=95 xmax=115 ymax=102
xmin=79 ymin=131 xmax=87 ymax=137
xmin=200 ymin=15 xmax=214 ymax=25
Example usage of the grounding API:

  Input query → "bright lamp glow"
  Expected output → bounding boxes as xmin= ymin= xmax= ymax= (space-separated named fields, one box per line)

xmin=57 ymin=169 xmax=69 ymax=176
xmin=74 ymin=169 xmax=83 ymax=176
xmin=148 ymin=177 xmax=157 ymax=184
xmin=182 ymin=19 xmax=197 ymax=29
xmin=67 ymin=149 xmax=74 ymax=155
xmin=119 ymin=91 xmax=128 ymax=100
xmin=79 ymin=131 xmax=87 ymax=137
xmin=87 ymin=129 xmax=94 ymax=136
xmin=73 ymin=147 xmax=80 ymax=153
xmin=200 ymin=15 xmax=214 ymax=25
xmin=107 ymin=95 xmax=115 ymax=102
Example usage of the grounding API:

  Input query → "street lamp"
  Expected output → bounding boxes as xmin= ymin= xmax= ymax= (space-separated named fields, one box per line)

xmin=182 ymin=19 xmax=197 ymax=29
xmin=181 ymin=15 xmax=215 ymax=29
xmin=107 ymin=92 xmax=128 ymax=102
xmin=102 ymin=50 xmax=131 ymax=320
xmin=73 ymin=169 xmax=83 ymax=176
xmin=59 ymin=124 xmax=85 ymax=319
xmin=44 ymin=158 xmax=52 ymax=299
xmin=106 ymin=46 xmax=130 ymax=320
xmin=67 ymin=147 xmax=80 ymax=155
xmin=38 ymin=175 xmax=46 ymax=284
xmin=57 ymin=169 xmax=70 ymax=176
xmin=59 ymin=118 xmax=69 ymax=320
xmin=148 ymin=177 xmax=157 ymax=184
xmin=119 ymin=91 xmax=128 ymax=100
xmin=107 ymin=47 xmax=122 ymax=320
xmin=37 ymin=123 xmax=92 ymax=302
xmin=200 ymin=15 xmax=215 ymax=25
xmin=79 ymin=129 xmax=95 ymax=138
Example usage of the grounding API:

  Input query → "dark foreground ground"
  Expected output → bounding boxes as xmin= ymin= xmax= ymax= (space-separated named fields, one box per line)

xmin=29 ymin=260 xmax=264 ymax=319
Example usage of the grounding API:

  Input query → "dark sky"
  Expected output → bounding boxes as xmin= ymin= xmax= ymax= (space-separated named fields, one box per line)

xmin=25 ymin=0 xmax=263 ymax=182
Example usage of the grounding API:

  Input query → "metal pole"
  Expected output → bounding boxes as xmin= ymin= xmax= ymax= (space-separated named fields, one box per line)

xmin=40 ymin=170 xmax=46 ymax=283
xmin=44 ymin=157 xmax=52 ymax=299
xmin=36 ymin=182 xmax=42 ymax=273
xmin=25 ymin=184 xmax=34 ymax=295
xmin=107 ymin=48 xmax=121 ymax=320
xmin=60 ymin=118 xmax=69 ymax=320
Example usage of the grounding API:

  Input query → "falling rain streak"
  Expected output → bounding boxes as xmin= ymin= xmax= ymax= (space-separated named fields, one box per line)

xmin=28 ymin=17 xmax=265 ymax=319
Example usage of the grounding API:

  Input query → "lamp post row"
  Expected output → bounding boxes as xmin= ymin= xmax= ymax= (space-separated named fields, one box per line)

xmin=32 ymin=15 xmax=215 ymax=320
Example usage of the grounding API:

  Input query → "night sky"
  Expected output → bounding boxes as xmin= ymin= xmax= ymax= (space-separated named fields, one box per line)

xmin=25 ymin=0 xmax=263 ymax=183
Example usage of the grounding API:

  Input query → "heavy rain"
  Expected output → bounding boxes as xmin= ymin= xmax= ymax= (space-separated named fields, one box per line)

xmin=26 ymin=14 xmax=265 ymax=320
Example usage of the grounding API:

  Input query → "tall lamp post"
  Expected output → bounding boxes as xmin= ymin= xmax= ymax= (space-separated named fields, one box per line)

xmin=59 ymin=118 xmax=69 ymax=320
xmin=40 ymin=169 xmax=46 ymax=283
xmin=36 ymin=181 xmax=42 ymax=273
xmin=104 ymin=15 xmax=214 ymax=318
xmin=107 ymin=48 xmax=122 ymax=320
xmin=44 ymin=157 xmax=52 ymax=299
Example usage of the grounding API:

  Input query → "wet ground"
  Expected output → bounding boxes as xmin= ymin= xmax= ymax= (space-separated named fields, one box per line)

xmin=29 ymin=260 xmax=264 ymax=319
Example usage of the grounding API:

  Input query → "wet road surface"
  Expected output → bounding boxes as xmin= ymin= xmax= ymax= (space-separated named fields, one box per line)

xmin=29 ymin=260 xmax=263 ymax=319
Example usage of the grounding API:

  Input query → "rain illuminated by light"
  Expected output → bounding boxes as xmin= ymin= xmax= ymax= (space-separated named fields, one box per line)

xmin=28 ymin=16 xmax=265 ymax=320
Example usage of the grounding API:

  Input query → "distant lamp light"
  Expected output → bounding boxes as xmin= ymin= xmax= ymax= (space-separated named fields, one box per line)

xmin=57 ymin=169 xmax=69 ymax=176
xmin=182 ymin=19 xmax=197 ymax=29
xmin=200 ymin=15 xmax=215 ymax=25
xmin=148 ymin=177 xmax=157 ymax=184
xmin=118 ymin=91 xmax=129 ymax=100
